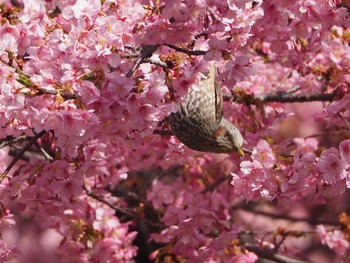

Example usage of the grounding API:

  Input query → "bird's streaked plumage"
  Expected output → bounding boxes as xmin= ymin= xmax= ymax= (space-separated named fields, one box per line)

xmin=170 ymin=63 xmax=244 ymax=155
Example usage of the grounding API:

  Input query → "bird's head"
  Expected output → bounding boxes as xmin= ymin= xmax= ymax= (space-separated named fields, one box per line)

xmin=213 ymin=118 xmax=244 ymax=156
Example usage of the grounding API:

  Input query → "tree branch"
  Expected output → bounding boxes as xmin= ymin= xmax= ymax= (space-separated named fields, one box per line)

xmin=143 ymin=58 xmax=169 ymax=69
xmin=34 ymin=142 xmax=54 ymax=161
xmin=239 ymin=206 xmax=339 ymax=226
xmin=125 ymin=45 xmax=160 ymax=77
xmin=201 ymin=175 xmax=231 ymax=194
xmin=8 ymin=147 xmax=47 ymax=162
xmin=35 ymin=88 xmax=80 ymax=100
xmin=340 ymin=247 xmax=350 ymax=263
xmin=257 ymin=92 xmax=338 ymax=103
xmin=164 ymin=43 xmax=208 ymax=56
xmin=1 ymin=58 xmax=79 ymax=100
xmin=0 ymin=130 xmax=46 ymax=182
xmin=0 ymin=134 xmax=30 ymax=149
xmin=225 ymin=92 xmax=341 ymax=103
xmin=153 ymin=129 xmax=174 ymax=136
xmin=83 ymin=185 xmax=164 ymax=230
xmin=244 ymin=244 xmax=309 ymax=263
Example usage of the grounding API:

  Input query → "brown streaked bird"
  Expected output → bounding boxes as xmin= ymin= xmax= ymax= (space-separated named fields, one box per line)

xmin=169 ymin=63 xmax=244 ymax=155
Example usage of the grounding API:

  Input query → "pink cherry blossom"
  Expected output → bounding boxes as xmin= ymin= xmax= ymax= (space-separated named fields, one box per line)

xmin=317 ymin=148 xmax=349 ymax=183
xmin=317 ymin=225 xmax=350 ymax=255
xmin=0 ymin=210 xmax=14 ymax=227
xmin=290 ymin=152 xmax=318 ymax=184
xmin=240 ymin=160 xmax=267 ymax=182
xmin=147 ymin=180 xmax=175 ymax=209
xmin=251 ymin=140 xmax=277 ymax=169
xmin=232 ymin=252 xmax=258 ymax=263
xmin=0 ymin=239 xmax=17 ymax=262
xmin=339 ymin=139 xmax=350 ymax=165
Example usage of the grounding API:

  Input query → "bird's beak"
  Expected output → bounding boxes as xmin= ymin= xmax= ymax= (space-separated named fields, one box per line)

xmin=237 ymin=148 xmax=244 ymax=157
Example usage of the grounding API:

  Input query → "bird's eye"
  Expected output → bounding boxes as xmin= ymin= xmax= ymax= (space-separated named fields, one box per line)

xmin=224 ymin=131 xmax=240 ymax=149
xmin=224 ymin=131 xmax=233 ymax=142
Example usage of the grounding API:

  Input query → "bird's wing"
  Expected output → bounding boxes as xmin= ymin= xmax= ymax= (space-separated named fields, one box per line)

xmin=172 ymin=62 xmax=222 ymax=134
xmin=213 ymin=64 xmax=223 ymax=123
xmin=184 ymin=62 xmax=223 ymax=132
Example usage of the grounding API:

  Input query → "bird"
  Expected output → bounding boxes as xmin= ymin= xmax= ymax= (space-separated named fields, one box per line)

xmin=169 ymin=62 xmax=244 ymax=155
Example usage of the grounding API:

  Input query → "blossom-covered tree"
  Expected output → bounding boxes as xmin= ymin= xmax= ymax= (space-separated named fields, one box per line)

xmin=1 ymin=0 xmax=350 ymax=262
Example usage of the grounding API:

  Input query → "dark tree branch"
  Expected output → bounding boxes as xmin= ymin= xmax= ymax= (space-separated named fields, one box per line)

xmin=0 ymin=130 xmax=46 ymax=182
xmin=126 ymin=45 xmax=160 ymax=77
xmin=201 ymin=175 xmax=231 ymax=194
xmin=105 ymin=185 xmax=142 ymax=206
xmin=244 ymin=244 xmax=309 ymax=263
xmin=164 ymin=43 xmax=208 ymax=55
xmin=257 ymin=92 xmax=338 ymax=103
xmin=8 ymin=147 xmax=47 ymax=162
xmin=0 ymin=135 xmax=30 ymax=149
xmin=225 ymin=92 xmax=341 ymax=103
xmin=83 ymin=185 xmax=164 ymax=230
xmin=305 ymin=130 xmax=350 ymax=139
xmin=34 ymin=88 xmax=79 ymax=100
xmin=34 ymin=142 xmax=54 ymax=161
xmin=153 ymin=130 xmax=174 ymax=136
xmin=125 ymin=43 xmax=206 ymax=77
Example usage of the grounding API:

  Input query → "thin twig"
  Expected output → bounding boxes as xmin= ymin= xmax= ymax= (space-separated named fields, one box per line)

xmin=274 ymin=233 xmax=288 ymax=251
xmin=1 ymin=58 xmax=79 ymax=100
xmin=126 ymin=45 xmax=160 ymax=77
xmin=0 ymin=130 xmax=46 ymax=182
xmin=83 ymin=185 xmax=164 ymax=230
xmin=36 ymin=89 xmax=79 ymax=100
xmin=339 ymin=247 xmax=350 ymax=263
xmin=240 ymin=229 xmax=317 ymax=237
xmin=274 ymin=70 xmax=294 ymax=91
xmin=201 ymin=175 xmax=231 ymax=194
xmin=34 ymin=142 xmax=54 ymax=161
xmin=120 ymin=53 xmax=139 ymax=59
xmin=153 ymin=130 xmax=174 ymax=136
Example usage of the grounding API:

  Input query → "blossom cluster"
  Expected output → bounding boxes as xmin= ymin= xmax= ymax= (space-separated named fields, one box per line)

xmin=232 ymin=138 xmax=350 ymax=202
xmin=0 ymin=0 xmax=350 ymax=262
